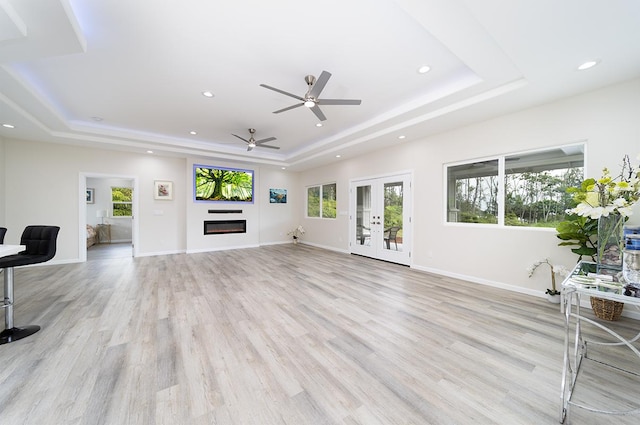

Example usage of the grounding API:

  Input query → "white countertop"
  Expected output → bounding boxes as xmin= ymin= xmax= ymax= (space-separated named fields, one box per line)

xmin=0 ymin=245 xmax=25 ymax=258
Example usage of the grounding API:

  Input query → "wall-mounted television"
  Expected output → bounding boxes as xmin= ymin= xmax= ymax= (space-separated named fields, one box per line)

xmin=194 ymin=164 xmax=254 ymax=203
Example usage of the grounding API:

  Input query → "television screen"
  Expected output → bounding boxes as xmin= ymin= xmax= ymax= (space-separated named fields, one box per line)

xmin=194 ymin=164 xmax=254 ymax=203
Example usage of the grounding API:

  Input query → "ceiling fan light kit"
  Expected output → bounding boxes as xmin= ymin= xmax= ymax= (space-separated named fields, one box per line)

xmin=260 ymin=70 xmax=361 ymax=121
xmin=234 ymin=71 xmax=361 ymax=152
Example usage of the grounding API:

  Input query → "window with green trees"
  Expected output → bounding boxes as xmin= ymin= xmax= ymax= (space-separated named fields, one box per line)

xmin=112 ymin=187 xmax=133 ymax=217
xmin=307 ymin=183 xmax=337 ymax=219
xmin=446 ymin=145 xmax=584 ymax=227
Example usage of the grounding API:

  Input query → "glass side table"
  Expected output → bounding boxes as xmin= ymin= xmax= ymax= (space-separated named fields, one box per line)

xmin=560 ymin=261 xmax=640 ymax=423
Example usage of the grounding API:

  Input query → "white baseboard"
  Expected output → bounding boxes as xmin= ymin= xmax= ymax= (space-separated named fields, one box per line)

xmin=411 ymin=264 xmax=640 ymax=320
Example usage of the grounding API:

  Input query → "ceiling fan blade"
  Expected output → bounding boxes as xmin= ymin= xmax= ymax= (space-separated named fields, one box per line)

xmin=260 ymin=84 xmax=305 ymax=101
xmin=310 ymin=105 xmax=327 ymax=121
xmin=255 ymin=137 xmax=277 ymax=144
xmin=317 ymin=99 xmax=362 ymax=106
xmin=257 ymin=144 xmax=280 ymax=150
xmin=232 ymin=134 xmax=250 ymax=143
xmin=273 ymin=103 xmax=304 ymax=114
xmin=309 ymin=71 xmax=331 ymax=98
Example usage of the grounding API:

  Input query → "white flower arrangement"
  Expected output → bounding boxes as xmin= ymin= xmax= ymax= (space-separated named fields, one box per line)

xmin=288 ymin=225 xmax=305 ymax=240
xmin=567 ymin=154 xmax=640 ymax=220
xmin=528 ymin=259 xmax=570 ymax=296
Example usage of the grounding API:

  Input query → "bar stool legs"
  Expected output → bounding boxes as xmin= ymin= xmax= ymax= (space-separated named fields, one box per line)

xmin=0 ymin=267 xmax=40 ymax=344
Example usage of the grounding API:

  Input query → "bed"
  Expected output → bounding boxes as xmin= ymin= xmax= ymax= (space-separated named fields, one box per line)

xmin=86 ymin=224 xmax=97 ymax=248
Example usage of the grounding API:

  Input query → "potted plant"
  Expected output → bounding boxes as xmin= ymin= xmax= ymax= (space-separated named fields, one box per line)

xmin=528 ymin=259 xmax=569 ymax=303
xmin=288 ymin=225 xmax=305 ymax=244
xmin=557 ymin=154 xmax=640 ymax=319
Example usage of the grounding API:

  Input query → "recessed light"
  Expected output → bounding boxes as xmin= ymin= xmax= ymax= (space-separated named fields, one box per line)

xmin=398 ymin=135 xmax=406 ymax=139
xmin=189 ymin=131 xmax=197 ymax=135
xmin=316 ymin=123 xmax=323 ymax=127
xmin=147 ymin=150 xmax=154 ymax=154
xmin=336 ymin=155 xmax=341 ymax=158
xmin=281 ymin=167 xmax=286 ymax=170
xmin=2 ymin=123 xmax=15 ymax=129
xmin=577 ymin=60 xmax=600 ymax=71
xmin=418 ymin=65 xmax=431 ymax=74
xmin=202 ymin=91 xmax=214 ymax=98
xmin=91 ymin=116 xmax=103 ymax=121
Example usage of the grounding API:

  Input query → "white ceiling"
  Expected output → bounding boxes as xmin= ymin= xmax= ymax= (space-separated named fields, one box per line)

xmin=1 ymin=0 xmax=639 ymax=171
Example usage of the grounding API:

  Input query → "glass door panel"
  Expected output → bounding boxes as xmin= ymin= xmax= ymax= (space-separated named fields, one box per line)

xmin=382 ymin=181 xmax=403 ymax=253
xmin=355 ymin=185 xmax=372 ymax=247
xmin=350 ymin=173 xmax=411 ymax=265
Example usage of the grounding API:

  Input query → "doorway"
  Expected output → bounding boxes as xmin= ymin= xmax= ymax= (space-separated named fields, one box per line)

xmin=350 ymin=173 xmax=411 ymax=265
xmin=80 ymin=173 xmax=138 ymax=261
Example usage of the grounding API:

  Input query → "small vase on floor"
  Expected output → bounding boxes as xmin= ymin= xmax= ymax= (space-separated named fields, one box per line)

xmin=547 ymin=294 xmax=561 ymax=304
xmin=293 ymin=237 xmax=298 ymax=245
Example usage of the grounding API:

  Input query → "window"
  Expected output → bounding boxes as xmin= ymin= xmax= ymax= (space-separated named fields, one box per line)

xmin=307 ymin=183 xmax=337 ymax=219
xmin=112 ymin=187 xmax=133 ymax=217
xmin=447 ymin=159 xmax=499 ymax=224
xmin=446 ymin=145 xmax=584 ymax=227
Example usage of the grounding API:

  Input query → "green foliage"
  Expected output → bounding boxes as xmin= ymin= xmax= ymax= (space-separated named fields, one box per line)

xmin=112 ymin=187 xmax=132 ymax=202
xmin=453 ymin=163 xmax=583 ymax=226
xmin=307 ymin=184 xmax=336 ymax=218
xmin=322 ymin=199 xmax=336 ymax=218
xmin=195 ymin=167 xmax=253 ymax=201
xmin=322 ymin=184 xmax=337 ymax=218
xmin=113 ymin=203 xmax=132 ymax=216
xmin=307 ymin=187 xmax=320 ymax=217
xmin=555 ymin=214 xmax=597 ymax=261
xmin=503 ymin=167 xmax=584 ymax=226
xmin=384 ymin=205 xmax=402 ymax=228
xmin=112 ymin=187 xmax=132 ymax=217
xmin=460 ymin=211 xmax=498 ymax=224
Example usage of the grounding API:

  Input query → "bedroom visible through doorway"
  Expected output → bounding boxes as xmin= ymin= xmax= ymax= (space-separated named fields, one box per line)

xmin=82 ymin=173 xmax=138 ymax=261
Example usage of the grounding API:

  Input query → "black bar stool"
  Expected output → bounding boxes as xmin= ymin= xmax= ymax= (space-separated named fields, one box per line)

xmin=0 ymin=225 xmax=60 ymax=344
xmin=0 ymin=227 xmax=7 ymax=243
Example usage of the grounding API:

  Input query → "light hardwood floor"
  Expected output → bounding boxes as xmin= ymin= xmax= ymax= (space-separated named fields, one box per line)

xmin=1 ymin=244 xmax=639 ymax=424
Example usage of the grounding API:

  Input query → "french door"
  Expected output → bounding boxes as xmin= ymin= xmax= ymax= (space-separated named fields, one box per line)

xmin=350 ymin=173 xmax=411 ymax=265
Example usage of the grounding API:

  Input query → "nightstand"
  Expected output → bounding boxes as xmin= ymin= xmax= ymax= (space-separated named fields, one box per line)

xmin=96 ymin=224 xmax=112 ymax=244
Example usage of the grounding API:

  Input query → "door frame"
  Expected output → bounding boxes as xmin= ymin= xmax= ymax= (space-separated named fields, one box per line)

xmin=349 ymin=171 xmax=412 ymax=266
xmin=79 ymin=172 xmax=139 ymax=261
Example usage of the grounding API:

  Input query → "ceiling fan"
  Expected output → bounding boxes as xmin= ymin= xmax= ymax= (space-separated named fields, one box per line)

xmin=260 ymin=71 xmax=361 ymax=121
xmin=232 ymin=128 xmax=279 ymax=152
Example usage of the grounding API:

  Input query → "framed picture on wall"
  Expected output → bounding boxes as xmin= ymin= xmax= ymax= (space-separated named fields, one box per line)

xmin=269 ymin=188 xmax=287 ymax=203
xmin=86 ymin=188 xmax=95 ymax=204
xmin=154 ymin=180 xmax=173 ymax=200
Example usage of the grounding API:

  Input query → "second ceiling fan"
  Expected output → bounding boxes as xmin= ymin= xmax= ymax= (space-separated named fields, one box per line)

xmin=260 ymin=71 xmax=361 ymax=121
xmin=232 ymin=128 xmax=279 ymax=151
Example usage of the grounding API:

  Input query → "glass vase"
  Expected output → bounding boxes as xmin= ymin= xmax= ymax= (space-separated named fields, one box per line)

xmin=596 ymin=213 xmax=625 ymax=276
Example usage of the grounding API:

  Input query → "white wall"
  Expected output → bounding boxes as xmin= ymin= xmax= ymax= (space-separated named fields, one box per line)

xmin=1 ymin=140 xmax=300 ymax=261
xmin=297 ymin=78 xmax=640 ymax=295
xmin=2 ymin=141 xmax=187 ymax=260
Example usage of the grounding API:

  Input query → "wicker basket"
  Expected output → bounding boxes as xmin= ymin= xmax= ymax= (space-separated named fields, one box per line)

xmin=590 ymin=297 xmax=624 ymax=321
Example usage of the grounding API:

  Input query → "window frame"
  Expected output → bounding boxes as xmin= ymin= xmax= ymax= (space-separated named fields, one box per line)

xmin=306 ymin=182 xmax=337 ymax=219
xmin=444 ymin=143 xmax=585 ymax=228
